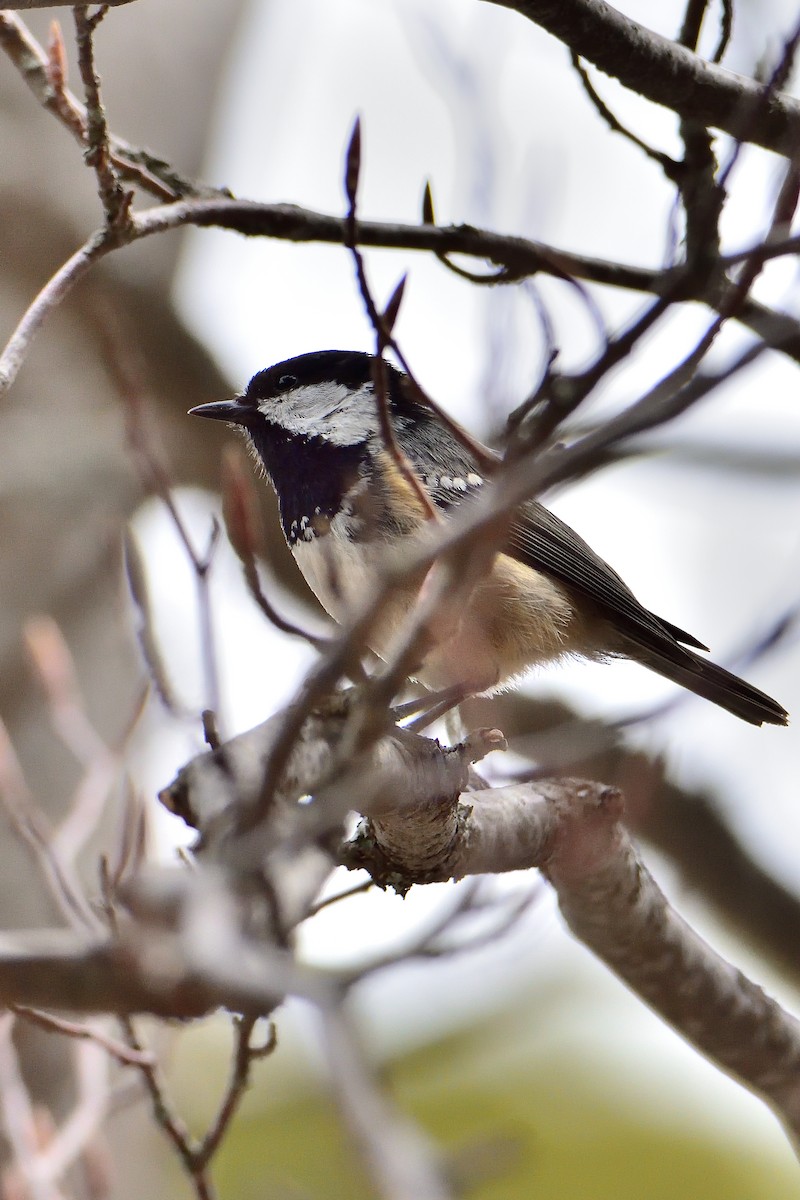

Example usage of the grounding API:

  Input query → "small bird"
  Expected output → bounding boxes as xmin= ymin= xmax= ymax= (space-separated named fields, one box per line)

xmin=191 ymin=350 xmax=788 ymax=727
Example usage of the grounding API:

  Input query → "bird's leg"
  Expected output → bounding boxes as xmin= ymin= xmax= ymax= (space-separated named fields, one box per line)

xmin=392 ymin=682 xmax=472 ymax=731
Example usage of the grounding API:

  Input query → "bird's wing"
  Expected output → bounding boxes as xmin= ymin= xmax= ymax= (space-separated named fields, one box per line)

xmin=506 ymin=500 xmax=709 ymax=652
xmin=390 ymin=402 xmax=707 ymax=654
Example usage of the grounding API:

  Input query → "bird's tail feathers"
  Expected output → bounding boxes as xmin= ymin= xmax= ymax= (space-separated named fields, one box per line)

xmin=631 ymin=645 xmax=788 ymax=727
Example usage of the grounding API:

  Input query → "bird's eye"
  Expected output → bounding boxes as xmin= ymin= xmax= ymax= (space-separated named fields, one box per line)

xmin=278 ymin=374 xmax=297 ymax=389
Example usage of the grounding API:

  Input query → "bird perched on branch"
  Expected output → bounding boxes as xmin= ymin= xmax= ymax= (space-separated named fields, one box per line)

xmin=191 ymin=349 xmax=788 ymax=727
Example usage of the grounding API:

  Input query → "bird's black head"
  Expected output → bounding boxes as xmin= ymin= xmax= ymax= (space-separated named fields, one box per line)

xmin=189 ymin=350 xmax=418 ymax=541
xmin=190 ymin=350 xmax=418 ymax=444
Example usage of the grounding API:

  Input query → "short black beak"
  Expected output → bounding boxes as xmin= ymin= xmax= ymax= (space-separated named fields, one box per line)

xmin=188 ymin=398 xmax=251 ymax=425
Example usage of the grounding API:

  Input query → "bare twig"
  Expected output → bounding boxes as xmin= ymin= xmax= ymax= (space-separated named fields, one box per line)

xmin=117 ymin=1017 xmax=214 ymax=1196
xmin=718 ymin=19 xmax=800 ymax=195
xmin=712 ymin=0 xmax=733 ymax=64
xmin=485 ymin=0 xmax=800 ymax=157
xmin=114 ymin=338 xmax=224 ymax=722
xmin=320 ymin=1002 xmax=452 ymax=1200
xmin=507 ymin=293 xmax=673 ymax=446
xmin=342 ymin=119 xmax=439 ymax=520
xmin=102 ymin=779 xmax=148 ymax=896
xmin=570 ymin=52 xmax=679 ymax=174
xmin=124 ymin=529 xmax=191 ymax=716
xmin=0 ymin=717 xmax=100 ymax=933
xmin=73 ymin=5 xmax=132 ymax=230
xmin=0 ymin=1017 xmax=111 ymax=1198
xmin=343 ymin=878 xmax=542 ymax=978
xmin=5 ymin=193 xmax=800 ymax=406
xmin=0 ymin=229 xmax=114 ymax=395
xmin=44 ymin=19 xmax=84 ymax=140
xmin=308 ymin=879 xmax=374 ymax=916
xmin=0 ymin=12 xmax=200 ymax=199
xmin=38 ymin=1040 xmax=109 ymax=1189
xmin=0 ymin=1013 xmax=65 ymax=1200
xmin=193 ymin=1015 xmax=277 ymax=1172
xmin=23 ymin=616 xmax=127 ymax=866
xmin=11 ymin=1006 xmax=154 ymax=1068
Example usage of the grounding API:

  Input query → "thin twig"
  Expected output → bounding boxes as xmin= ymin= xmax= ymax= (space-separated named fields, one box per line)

xmin=23 ymin=616 xmax=140 ymax=868
xmin=5 ymin=194 xmax=800 ymax=406
xmin=0 ymin=229 xmax=114 ymax=394
xmin=717 ymin=17 xmax=800 ymax=193
xmin=0 ymin=12 xmax=195 ymax=200
xmin=484 ymin=0 xmax=800 ymax=157
xmin=102 ymin=778 xmax=149 ymax=895
xmin=37 ymin=1040 xmax=109 ymax=1188
xmin=0 ymin=1013 xmax=64 ymax=1200
xmin=73 ymin=5 xmax=132 ymax=230
xmin=193 ymin=1016 xmax=277 ymax=1171
xmin=712 ymin=0 xmax=733 ymax=64
xmin=570 ymin=51 xmax=679 ymax=175
xmin=0 ymin=717 xmax=101 ymax=933
xmin=320 ymin=1002 xmax=451 ymax=1200
xmin=110 ymin=329 xmax=224 ymax=723
xmin=342 ymin=120 xmax=439 ymax=521
xmin=117 ymin=1017 xmax=208 ymax=1188
xmin=124 ymin=529 xmax=194 ymax=716
xmin=308 ymin=879 xmax=375 ymax=916
xmin=11 ymin=1006 xmax=155 ymax=1068
xmin=507 ymin=293 xmax=672 ymax=447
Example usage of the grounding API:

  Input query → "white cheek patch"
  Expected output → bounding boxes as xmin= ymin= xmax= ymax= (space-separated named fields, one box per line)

xmin=258 ymin=382 xmax=378 ymax=447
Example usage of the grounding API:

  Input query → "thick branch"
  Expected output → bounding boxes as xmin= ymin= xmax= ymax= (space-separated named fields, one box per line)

xmin=546 ymin=792 xmax=800 ymax=1145
xmin=351 ymin=776 xmax=800 ymax=1144
xmin=3 ymin=770 xmax=799 ymax=1148
xmin=486 ymin=0 xmax=800 ymax=157
xmin=4 ymin=696 xmax=800 ymax=1150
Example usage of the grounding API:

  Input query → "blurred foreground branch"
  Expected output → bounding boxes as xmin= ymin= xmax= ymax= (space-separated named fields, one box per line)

xmin=0 ymin=697 xmax=798 ymax=1157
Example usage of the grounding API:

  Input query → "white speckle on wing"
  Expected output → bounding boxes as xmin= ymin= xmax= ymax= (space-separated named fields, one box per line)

xmin=466 ymin=472 xmax=483 ymax=487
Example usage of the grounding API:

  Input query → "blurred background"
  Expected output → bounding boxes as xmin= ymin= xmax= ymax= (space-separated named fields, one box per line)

xmin=2 ymin=0 xmax=800 ymax=1195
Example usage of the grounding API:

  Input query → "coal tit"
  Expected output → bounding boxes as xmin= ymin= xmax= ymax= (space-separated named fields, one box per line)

xmin=190 ymin=349 xmax=787 ymax=726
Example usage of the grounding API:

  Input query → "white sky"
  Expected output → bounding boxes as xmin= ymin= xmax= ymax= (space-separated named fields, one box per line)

xmin=134 ymin=0 xmax=800 ymax=1163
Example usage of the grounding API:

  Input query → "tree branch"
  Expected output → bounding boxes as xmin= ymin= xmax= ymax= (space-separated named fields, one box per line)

xmin=0 ymin=229 xmax=116 ymax=393
xmin=485 ymin=0 xmax=800 ymax=157
xmin=7 ymin=0 xmax=133 ymax=6
xmin=5 ymin=196 xmax=800 ymax=401
xmin=0 ymin=12 xmax=215 ymax=200
xmin=320 ymin=1003 xmax=452 ymax=1200
xmin=134 ymin=198 xmax=800 ymax=363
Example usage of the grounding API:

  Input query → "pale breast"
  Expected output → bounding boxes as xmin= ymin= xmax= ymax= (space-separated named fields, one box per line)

xmin=293 ymin=516 xmax=585 ymax=694
xmin=292 ymin=513 xmax=397 ymax=622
